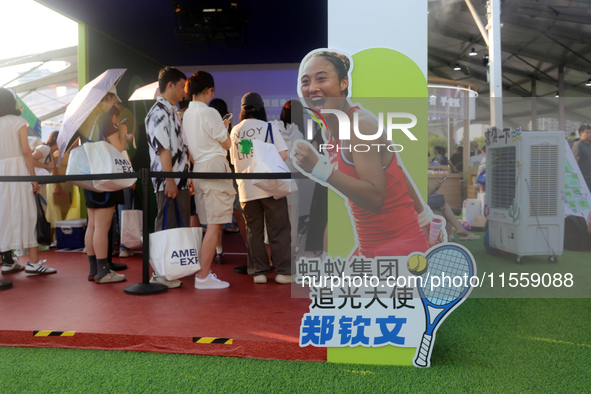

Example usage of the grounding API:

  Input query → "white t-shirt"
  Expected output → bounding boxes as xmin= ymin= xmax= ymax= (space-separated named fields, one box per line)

xmin=183 ymin=101 xmax=229 ymax=164
xmin=271 ymin=120 xmax=304 ymax=173
xmin=33 ymin=144 xmax=52 ymax=176
xmin=230 ymin=118 xmax=288 ymax=202
xmin=272 ymin=121 xmax=304 ymax=206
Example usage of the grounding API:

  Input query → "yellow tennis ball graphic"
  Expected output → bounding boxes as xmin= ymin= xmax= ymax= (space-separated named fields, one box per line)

xmin=408 ymin=255 xmax=428 ymax=275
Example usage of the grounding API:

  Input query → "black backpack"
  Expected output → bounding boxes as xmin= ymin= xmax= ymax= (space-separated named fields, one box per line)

xmin=564 ymin=215 xmax=591 ymax=251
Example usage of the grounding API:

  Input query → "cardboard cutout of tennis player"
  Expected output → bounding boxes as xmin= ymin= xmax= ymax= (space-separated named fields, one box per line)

xmin=294 ymin=48 xmax=476 ymax=368
xmin=293 ymin=48 xmax=444 ymax=257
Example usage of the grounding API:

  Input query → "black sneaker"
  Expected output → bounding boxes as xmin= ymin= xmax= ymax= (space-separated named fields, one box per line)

xmin=213 ymin=253 xmax=225 ymax=264
xmin=234 ymin=265 xmax=248 ymax=274
xmin=109 ymin=261 xmax=128 ymax=271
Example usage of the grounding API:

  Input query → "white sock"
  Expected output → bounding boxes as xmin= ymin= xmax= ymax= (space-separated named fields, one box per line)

xmin=216 ymin=246 xmax=223 ymax=255
xmin=195 ymin=271 xmax=209 ymax=281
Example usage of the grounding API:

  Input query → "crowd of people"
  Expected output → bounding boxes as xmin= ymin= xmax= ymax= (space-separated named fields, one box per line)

xmin=5 ymin=56 xmax=590 ymax=292
xmin=0 ymin=55 xmax=464 ymax=292
xmin=0 ymin=67 xmax=308 ymax=291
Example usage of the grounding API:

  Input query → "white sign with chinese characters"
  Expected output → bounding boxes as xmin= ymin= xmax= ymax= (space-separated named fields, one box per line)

xmin=297 ymin=245 xmax=477 ymax=368
xmin=297 ymin=256 xmax=423 ymax=348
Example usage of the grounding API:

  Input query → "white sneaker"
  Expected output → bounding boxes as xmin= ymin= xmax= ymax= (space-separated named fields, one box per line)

xmin=150 ymin=272 xmax=182 ymax=288
xmin=119 ymin=249 xmax=135 ymax=258
xmin=25 ymin=261 xmax=57 ymax=275
xmin=2 ymin=260 xmax=25 ymax=274
xmin=194 ymin=272 xmax=229 ymax=289
xmin=275 ymin=274 xmax=292 ymax=284
xmin=253 ymin=274 xmax=267 ymax=284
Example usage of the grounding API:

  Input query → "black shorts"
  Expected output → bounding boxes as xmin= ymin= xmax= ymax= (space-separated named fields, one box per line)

xmin=84 ymin=189 xmax=124 ymax=209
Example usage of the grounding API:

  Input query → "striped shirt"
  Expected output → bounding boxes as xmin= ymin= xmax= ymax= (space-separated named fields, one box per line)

xmin=145 ymin=97 xmax=189 ymax=191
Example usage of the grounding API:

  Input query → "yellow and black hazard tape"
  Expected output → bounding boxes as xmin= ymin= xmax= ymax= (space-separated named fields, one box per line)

xmin=192 ymin=337 xmax=233 ymax=345
xmin=33 ymin=331 xmax=75 ymax=337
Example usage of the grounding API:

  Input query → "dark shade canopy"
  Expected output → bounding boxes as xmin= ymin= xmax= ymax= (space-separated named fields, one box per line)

xmin=38 ymin=0 xmax=327 ymax=66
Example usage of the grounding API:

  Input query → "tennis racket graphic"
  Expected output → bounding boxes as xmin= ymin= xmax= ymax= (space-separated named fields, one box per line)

xmin=413 ymin=245 xmax=476 ymax=368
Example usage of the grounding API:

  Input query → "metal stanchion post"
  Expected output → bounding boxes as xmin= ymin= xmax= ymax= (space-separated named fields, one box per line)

xmin=124 ymin=168 xmax=167 ymax=295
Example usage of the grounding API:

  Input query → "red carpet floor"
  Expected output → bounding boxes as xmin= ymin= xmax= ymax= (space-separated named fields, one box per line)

xmin=0 ymin=233 xmax=325 ymax=362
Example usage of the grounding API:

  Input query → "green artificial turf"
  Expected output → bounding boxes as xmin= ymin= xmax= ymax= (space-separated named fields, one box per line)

xmin=1 ymin=235 xmax=589 ymax=392
xmin=461 ymin=232 xmax=591 ymax=299
xmin=1 ymin=297 xmax=589 ymax=392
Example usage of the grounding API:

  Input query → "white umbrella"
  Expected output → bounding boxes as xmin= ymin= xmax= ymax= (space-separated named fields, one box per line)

xmin=57 ymin=68 xmax=126 ymax=160
xmin=128 ymin=81 xmax=160 ymax=101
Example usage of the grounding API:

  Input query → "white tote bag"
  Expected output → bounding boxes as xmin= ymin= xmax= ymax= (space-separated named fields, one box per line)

xmin=121 ymin=209 xmax=143 ymax=250
xmin=251 ymin=124 xmax=296 ymax=199
xmin=66 ymin=141 xmax=135 ymax=192
xmin=149 ymin=200 xmax=202 ymax=281
xmin=65 ymin=144 xmax=95 ymax=191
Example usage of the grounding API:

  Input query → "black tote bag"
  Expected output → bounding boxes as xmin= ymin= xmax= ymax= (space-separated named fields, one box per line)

xmin=36 ymin=194 xmax=52 ymax=246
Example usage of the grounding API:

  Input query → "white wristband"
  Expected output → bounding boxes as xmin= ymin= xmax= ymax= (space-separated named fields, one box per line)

xmin=417 ymin=210 xmax=431 ymax=228
xmin=311 ymin=158 xmax=335 ymax=182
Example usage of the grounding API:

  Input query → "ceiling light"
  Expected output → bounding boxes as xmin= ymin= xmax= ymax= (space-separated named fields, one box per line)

xmin=453 ymin=64 xmax=461 ymax=71
xmin=469 ymin=48 xmax=477 ymax=56
xmin=586 ymin=79 xmax=591 ymax=87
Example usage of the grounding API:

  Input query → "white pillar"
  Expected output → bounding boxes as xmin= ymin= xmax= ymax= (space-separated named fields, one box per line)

xmin=487 ymin=0 xmax=503 ymax=129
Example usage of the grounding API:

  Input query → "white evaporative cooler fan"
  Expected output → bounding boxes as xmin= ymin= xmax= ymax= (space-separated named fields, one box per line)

xmin=485 ymin=129 xmax=565 ymax=263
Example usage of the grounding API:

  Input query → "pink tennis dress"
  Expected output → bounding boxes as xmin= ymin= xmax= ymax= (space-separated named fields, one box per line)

xmin=327 ymin=108 xmax=428 ymax=258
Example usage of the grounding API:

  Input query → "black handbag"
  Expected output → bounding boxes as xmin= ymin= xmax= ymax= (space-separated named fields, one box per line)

xmin=36 ymin=194 xmax=52 ymax=246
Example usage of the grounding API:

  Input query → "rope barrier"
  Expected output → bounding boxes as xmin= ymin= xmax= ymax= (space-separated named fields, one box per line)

xmin=3 ymin=168 xmax=304 ymax=295
xmin=0 ymin=170 xmax=304 ymax=183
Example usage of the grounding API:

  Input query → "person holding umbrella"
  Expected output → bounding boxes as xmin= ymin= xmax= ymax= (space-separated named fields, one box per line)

xmin=57 ymin=69 xmax=126 ymax=161
xmin=56 ymin=69 xmax=129 ymax=283
xmin=84 ymin=97 xmax=128 ymax=284
xmin=0 ymin=88 xmax=57 ymax=291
